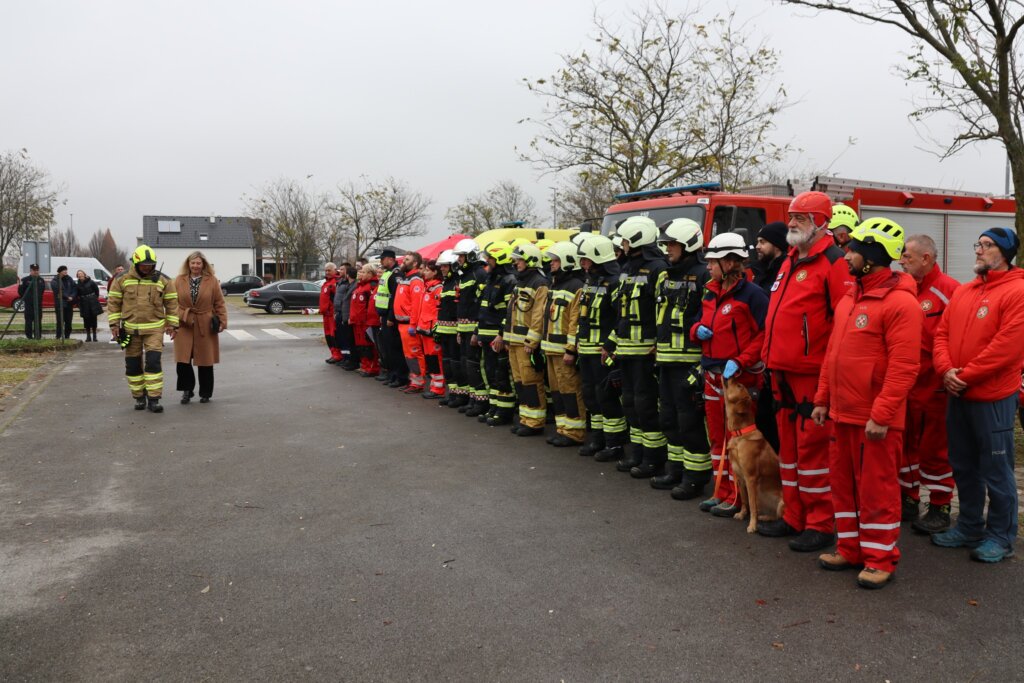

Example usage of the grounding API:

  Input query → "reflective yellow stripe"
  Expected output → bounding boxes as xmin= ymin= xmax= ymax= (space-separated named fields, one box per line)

xmin=163 ymin=292 xmax=178 ymax=299
xmin=124 ymin=320 xmax=166 ymax=330
xmin=108 ymin=291 xmax=123 ymax=298
xmin=108 ymin=313 xmax=123 ymax=322
xmin=122 ymin=279 xmax=164 ymax=287
xmin=165 ymin=316 xmax=179 ymax=326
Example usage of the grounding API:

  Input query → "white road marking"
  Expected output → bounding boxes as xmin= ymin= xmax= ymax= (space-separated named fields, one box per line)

xmin=225 ymin=329 xmax=257 ymax=341
xmin=262 ymin=328 xmax=299 ymax=340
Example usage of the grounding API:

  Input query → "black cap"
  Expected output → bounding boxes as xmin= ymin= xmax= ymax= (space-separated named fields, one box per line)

xmin=757 ymin=221 xmax=788 ymax=251
xmin=380 ymin=249 xmax=396 ymax=259
xmin=29 ymin=263 xmax=39 ymax=270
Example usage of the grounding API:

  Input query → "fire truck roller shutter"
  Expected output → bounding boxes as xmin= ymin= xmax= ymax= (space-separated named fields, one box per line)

xmin=860 ymin=207 xmax=947 ymax=273
xmin=946 ymin=213 xmax=1018 ymax=283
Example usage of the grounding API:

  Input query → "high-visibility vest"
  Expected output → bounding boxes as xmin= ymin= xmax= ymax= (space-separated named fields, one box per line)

xmin=578 ymin=270 xmax=620 ymax=355
xmin=655 ymin=258 xmax=707 ymax=363
xmin=374 ymin=269 xmax=395 ymax=311
xmin=609 ymin=255 xmax=668 ymax=356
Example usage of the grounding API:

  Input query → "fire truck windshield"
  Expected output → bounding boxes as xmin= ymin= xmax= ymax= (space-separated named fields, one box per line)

xmin=601 ymin=205 xmax=705 ymax=236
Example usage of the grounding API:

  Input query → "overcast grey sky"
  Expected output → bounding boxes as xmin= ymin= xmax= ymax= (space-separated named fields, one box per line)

xmin=2 ymin=0 xmax=1010 ymax=252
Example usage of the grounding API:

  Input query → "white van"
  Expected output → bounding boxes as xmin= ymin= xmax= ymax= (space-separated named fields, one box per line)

xmin=20 ymin=256 xmax=113 ymax=284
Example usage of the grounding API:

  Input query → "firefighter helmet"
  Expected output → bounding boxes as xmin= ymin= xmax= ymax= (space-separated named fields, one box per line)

xmin=658 ymin=218 xmax=704 ymax=253
xmin=850 ymin=217 xmax=905 ymax=261
xmin=578 ymin=235 xmax=617 ymax=265
xmin=483 ymin=240 xmax=513 ymax=265
xmin=509 ymin=237 xmax=532 ymax=252
xmin=704 ymin=232 xmax=749 ymax=260
xmin=511 ymin=242 xmax=543 ymax=268
xmin=452 ymin=238 xmax=479 ymax=257
xmin=545 ymin=241 xmax=578 ymax=271
xmin=616 ymin=216 xmax=659 ymax=248
xmin=788 ymin=191 xmax=833 ymax=228
xmin=132 ymin=245 xmax=157 ymax=265
xmin=436 ymin=249 xmax=458 ymax=266
xmin=829 ymin=203 xmax=859 ymax=233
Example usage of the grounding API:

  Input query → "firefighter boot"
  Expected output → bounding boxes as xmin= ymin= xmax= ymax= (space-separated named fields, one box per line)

xmin=147 ymin=397 xmax=164 ymax=413
xmin=134 ymin=396 xmax=147 ymax=411
xmin=651 ymin=460 xmax=684 ymax=490
xmin=578 ymin=431 xmax=605 ymax=457
xmin=593 ymin=445 xmax=623 ymax=463
xmin=465 ymin=400 xmax=489 ymax=418
xmin=631 ymin=444 xmax=666 ymax=479
xmin=616 ymin=443 xmax=643 ymax=473
xmin=671 ymin=473 xmax=708 ymax=500
xmin=911 ymin=504 xmax=951 ymax=535
xmin=901 ymin=494 xmax=920 ymax=522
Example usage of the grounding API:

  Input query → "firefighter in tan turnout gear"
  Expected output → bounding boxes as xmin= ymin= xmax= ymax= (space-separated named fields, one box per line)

xmin=107 ymin=245 xmax=180 ymax=413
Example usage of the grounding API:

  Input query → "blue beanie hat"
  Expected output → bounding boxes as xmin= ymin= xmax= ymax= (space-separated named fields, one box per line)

xmin=980 ymin=227 xmax=1019 ymax=262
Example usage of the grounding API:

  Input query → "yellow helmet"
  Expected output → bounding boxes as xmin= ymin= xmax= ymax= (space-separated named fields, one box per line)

xmin=509 ymin=237 xmax=532 ymax=252
xmin=132 ymin=244 xmax=157 ymax=265
xmin=849 ymin=217 xmax=905 ymax=261
xmin=510 ymin=242 xmax=543 ymax=268
xmin=829 ymin=203 xmax=859 ymax=233
xmin=483 ymin=240 xmax=513 ymax=265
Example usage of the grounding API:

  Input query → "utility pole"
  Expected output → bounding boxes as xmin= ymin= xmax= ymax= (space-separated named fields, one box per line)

xmin=550 ymin=187 xmax=558 ymax=228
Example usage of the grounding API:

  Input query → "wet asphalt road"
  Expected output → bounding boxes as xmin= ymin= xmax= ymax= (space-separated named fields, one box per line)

xmin=0 ymin=329 xmax=1021 ymax=682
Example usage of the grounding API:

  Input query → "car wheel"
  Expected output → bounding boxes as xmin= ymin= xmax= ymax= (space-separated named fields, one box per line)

xmin=267 ymin=299 xmax=285 ymax=315
xmin=13 ymin=298 xmax=25 ymax=313
xmin=221 ymin=287 xmax=228 ymax=296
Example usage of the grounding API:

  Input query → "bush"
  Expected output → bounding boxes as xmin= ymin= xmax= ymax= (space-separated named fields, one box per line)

xmin=0 ymin=268 xmax=16 ymax=287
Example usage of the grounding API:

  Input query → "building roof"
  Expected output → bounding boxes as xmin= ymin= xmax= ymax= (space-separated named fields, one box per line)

xmin=142 ymin=216 xmax=255 ymax=249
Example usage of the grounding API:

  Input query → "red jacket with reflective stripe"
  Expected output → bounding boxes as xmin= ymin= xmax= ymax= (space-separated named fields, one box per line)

xmin=416 ymin=279 xmax=442 ymax=333
xmin=933 ymin=267 xmax=1024 ymax=401
xmin=909 ymin=265 xmax=960 ymax=406
xmin=692 ymin=276 xmax=768 ymax=369
xmin=762 ymin=236 xmax=853 ymax=375
xmin=814 ymin=269 xmax=922 ymax=429
xmin=349 ymin=279 xmax=379 ymax=327
xmin=319 ymin=273 xmax=339 ymax=316
xmin=393 ymin=269 xmax=424 ymax=324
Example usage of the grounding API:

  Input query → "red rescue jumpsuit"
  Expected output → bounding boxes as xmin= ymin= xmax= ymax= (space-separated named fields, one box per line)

xmin=350 ymin=278 xmax=380 ymax=376
xmin=416 ymin=278 xmax=445 ymax=396
xmin=762 ymin=236 xmax=854 ymax=534
xmin=902 ymin=265 xmax=959 ymax=506
xmin=320 ymin=272 xmax=342 ymax=362
xmin=393 ymin=268 xmax=426 ymax=389
xmin=815 ymin=269 xmax=922 ymax=573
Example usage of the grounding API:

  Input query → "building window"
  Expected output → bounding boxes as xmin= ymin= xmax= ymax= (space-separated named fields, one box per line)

xmin=241 ymin=264 xmax=250 ymax=275
xmin=199 ymin=234 xmax=209 ymax=241
xmin=157 ymin=220 xmax=181 ymax=233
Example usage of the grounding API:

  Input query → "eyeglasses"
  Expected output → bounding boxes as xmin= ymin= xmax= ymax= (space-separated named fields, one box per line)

xmin=973 ymin=241 xmax=998 ymax=251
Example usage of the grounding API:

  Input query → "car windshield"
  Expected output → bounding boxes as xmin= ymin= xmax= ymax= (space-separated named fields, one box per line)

xmin=601 ymin=205 xmax=706 ymax=236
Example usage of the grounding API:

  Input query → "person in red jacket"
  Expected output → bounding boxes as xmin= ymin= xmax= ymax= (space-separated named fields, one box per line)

xmin=416 ymin=260 xmax=446 ymax=398
xmin=393 ymin=252 xmax=427 ymax=393
xmin=691 ymin=232 xmax=769 ymax=518
xmin=350 ymin=264 xmax=380 ymax=377
xmin=319 ymin=263 xmax=343 ymax=364
xmin=932 ymin=227 xmax=1024 ymax=564
xmin=759 ymin=191 xmax=854 ymax=552
xmin=812 ymin=218 xmax=922 ymax=589
xmin=897 ymin=234 xmax=960 ymax=533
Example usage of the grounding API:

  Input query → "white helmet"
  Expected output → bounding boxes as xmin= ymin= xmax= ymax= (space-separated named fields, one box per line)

xmin=658 ymin=218 xmax=703 ymax=253
xmin=545 ymin=241 xmax=579 ymax=271
xmin=436 ymin=249 xmax=458 ymax=266
xmin=578 ymin=235 xmax=617 ymax=265
xmin=704 ymin=232 xmax=749 ymax=260
xmin=616 ymin=216 xmax=658 ymax=249
xmin=452 ymin=238 xmax=479 ymax=256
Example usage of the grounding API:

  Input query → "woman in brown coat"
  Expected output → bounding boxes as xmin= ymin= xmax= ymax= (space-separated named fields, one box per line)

xmin=174 ymin=251 xmax=228 ymax=404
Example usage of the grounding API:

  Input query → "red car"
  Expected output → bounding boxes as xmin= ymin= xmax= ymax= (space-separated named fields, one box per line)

xmin=0 ymin=281 xmax=107 ymax=312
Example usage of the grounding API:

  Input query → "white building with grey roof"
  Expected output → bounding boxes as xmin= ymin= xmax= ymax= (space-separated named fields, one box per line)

xmin=140 ymin=216 xmax=261 ymax=279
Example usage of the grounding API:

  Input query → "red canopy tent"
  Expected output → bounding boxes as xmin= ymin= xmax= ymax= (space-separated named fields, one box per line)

xmin=414 ymin=234 xmax=470 ymax=261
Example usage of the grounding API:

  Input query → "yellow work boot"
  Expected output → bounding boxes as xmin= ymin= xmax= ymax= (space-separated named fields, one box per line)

xmin=856 ymin=567 xmax=893 ymax=589
xmin=818 ymin=552 xmax=858 ymax=572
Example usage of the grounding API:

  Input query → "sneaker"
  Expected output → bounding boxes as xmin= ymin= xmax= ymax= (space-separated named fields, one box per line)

xmin=756 ymin=518 xmax=799 ymax=538
xmin=710 ymin=502 xmax=741 ymax=518
xmin=857 ymin=567 xmax=894 ymax=589
xmin=698 ymin=497 xmax=721 ymax=513
xmin=818 ymin=552 xmax=860 ymax=572
xmin=970 ymin=539 xmax=1015 ymax=563
xmin=789 ymin=529 xmax=835 ymax=552
xmin=932 ymin=527 xmax=984 ymax=549
xmin=901 ymin=495 xmax=920 ymax=522
xmin=911 ymin=504 xmax=951 ymax=535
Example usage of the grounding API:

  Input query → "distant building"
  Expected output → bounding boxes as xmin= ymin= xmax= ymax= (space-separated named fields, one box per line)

xmin=141 ymin=216 xmax=260 ymax=277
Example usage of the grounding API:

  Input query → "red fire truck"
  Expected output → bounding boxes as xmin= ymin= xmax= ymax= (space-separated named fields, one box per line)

xmin=601 ymin=177 xmax=1016 ymax=283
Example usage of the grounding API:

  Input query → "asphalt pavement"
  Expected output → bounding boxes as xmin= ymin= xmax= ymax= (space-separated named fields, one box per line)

xmin=0 ymin=326 xmax=1021 ymax=682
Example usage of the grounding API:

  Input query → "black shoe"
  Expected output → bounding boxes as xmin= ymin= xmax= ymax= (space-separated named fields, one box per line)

xmin=670 ymin=480 xmax=706 ymax=500
xmin=698 ymin=497 xmax=721 ymax=512
xmin=901 ymin=495 xmax=920 ymax=522
xmin=593 ymin=446 xmax=623 ymax=463
xmin=615 ymin=453 xmax=642 ymax=472
xmin=465 ymin=404 xmax=488 ymax=418
xmin=134 ymin=396 xmax=147 ymax=411
xmin=651 ymin=462 xmax=684 ymax=490
xmin=757 ymin=518 xmax=799 ymax=538
xmin=147 ymin=398 xmax=163 ymax=413
xmin=478 ymin=410 xmax=495 ymax=424
xmin=788 ymin=529 xmax=835 ymax=552
xmin=180 ymin=391 xmax=193 ymax=405
xmin=630 ymin=463 xmax=662 ymax=479
xmin=546 ymin=434 xmax=559 ymax=444
xmin=578 ymin=433 xmax=605 ymax=457
xmin=422 ymin=392 xmax=441 ymax=400
xmin=374 ymin=375 xmax=389 ymax=382
xmin=516 ymin=426 xmax=544 ymax=437
xmin=326 ymin=357 xmax=340 ymax=364
xmin=199 ymin=396 xmax=210 ymax=403
xmin=710 ymin=502 xmax=742 ymax=518
xmin=911 ymin=504 xmax=952 ymax=534
xmin=550 ymin=435 xmax=582 ymax=448
xmin=486 ymin=414 xmax=512 ymax=427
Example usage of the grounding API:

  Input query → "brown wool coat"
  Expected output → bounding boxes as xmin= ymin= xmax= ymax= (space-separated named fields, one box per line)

xmin=173 ymin=275 xmax=228 ymax=366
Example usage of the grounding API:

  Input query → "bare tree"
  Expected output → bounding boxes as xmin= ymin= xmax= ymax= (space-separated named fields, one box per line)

xmin=50 ymin=226 xmax=84 ymax=257
xmin=520 ymin=5 xmax=789 ymax=193
xmin=446 ymin=180 xmax=539 ymax=235
xmin=330 ymin=177 xmax=431 ymax=258
xmin=0 ymin=149 xmax=61 ymax=264
xmin=555 ymin=170 xmax=620 ymax=228
xmin=780 ymin=0 xmax=1024 ymax=236
xmin=244 ymin=179 xmax=328 ymax=279
xmin=87 ymin=228 xmax=128 ymax=271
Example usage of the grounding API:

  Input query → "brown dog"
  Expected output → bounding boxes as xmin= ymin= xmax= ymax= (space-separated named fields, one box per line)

xmin=722 ymin=378 xmax=785 ymax=533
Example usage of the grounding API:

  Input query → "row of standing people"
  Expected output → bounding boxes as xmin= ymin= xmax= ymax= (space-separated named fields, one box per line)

xmin=16 ymin=264 xmax=104 ymax=340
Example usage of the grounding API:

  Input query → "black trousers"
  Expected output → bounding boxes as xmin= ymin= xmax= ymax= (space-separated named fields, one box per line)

xmin=381 ymin=323 xmax=408 ymax=381
xmin=460 ymin=334 xmax=485 ymax=401
xmin=579 ymin=354 xmax=627 ymax=447
xmin=757 ymin=372 xmax=781 ymax=453
xmin=659 ymin=363 xmax=711 ymax=479
xmin=55 ymin=303 xmax=73 ymax=339
xmin=620 ymin=355 xmax=664 ymax=464
xmin=439 ymin=334 xmax=461 ymax=390
xmin=177 ymin=362 xmax=214 ymax=398
xmin=23 ymin=310 xmax=42 ymax=339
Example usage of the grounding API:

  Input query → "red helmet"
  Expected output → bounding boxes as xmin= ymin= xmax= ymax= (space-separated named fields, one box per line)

xmin=788 ymin=191 xmax=833 ymax=228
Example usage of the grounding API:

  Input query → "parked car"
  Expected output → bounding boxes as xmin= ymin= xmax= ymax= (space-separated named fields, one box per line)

xmin=244 ymin=280 xmax=320 ymax=314
xmin=0 ymin=278 xmax=108 ymax=312
xmin=220 ymin=275 xmax=264 ymax=295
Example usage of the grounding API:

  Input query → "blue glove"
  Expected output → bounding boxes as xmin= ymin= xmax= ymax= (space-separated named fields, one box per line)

xmin=696 ymin=325 xmax=714 ymax=341
xmin=406 ymin=327 xmax=417 ymax=337
xmin=723 ymin=359 xmax=740 ymax=379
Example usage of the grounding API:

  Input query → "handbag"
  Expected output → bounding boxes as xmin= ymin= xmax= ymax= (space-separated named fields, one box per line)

xmin=210 ymin=314 xmax=221 ymax=334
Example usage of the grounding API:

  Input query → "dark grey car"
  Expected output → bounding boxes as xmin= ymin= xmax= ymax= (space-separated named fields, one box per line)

xmin=244 ymin=280 xmax=320 ymax=314
xmin=221 ymin=275 xmax=264 ymax=295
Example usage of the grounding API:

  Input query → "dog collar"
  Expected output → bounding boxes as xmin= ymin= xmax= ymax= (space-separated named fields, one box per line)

xmin=727 ymin=423 xmax=759 ymax=440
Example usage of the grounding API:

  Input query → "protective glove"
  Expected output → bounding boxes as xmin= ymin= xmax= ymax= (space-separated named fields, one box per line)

xmin=406 ymin=327 xmax=417 ymax=337
xmin=530 ymin=347 xmax=546 ymax=372
xmin=723 ymin=359 xmax=740 ymax=379
xmin=696 ymin=325 xmax=714 ymax=341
